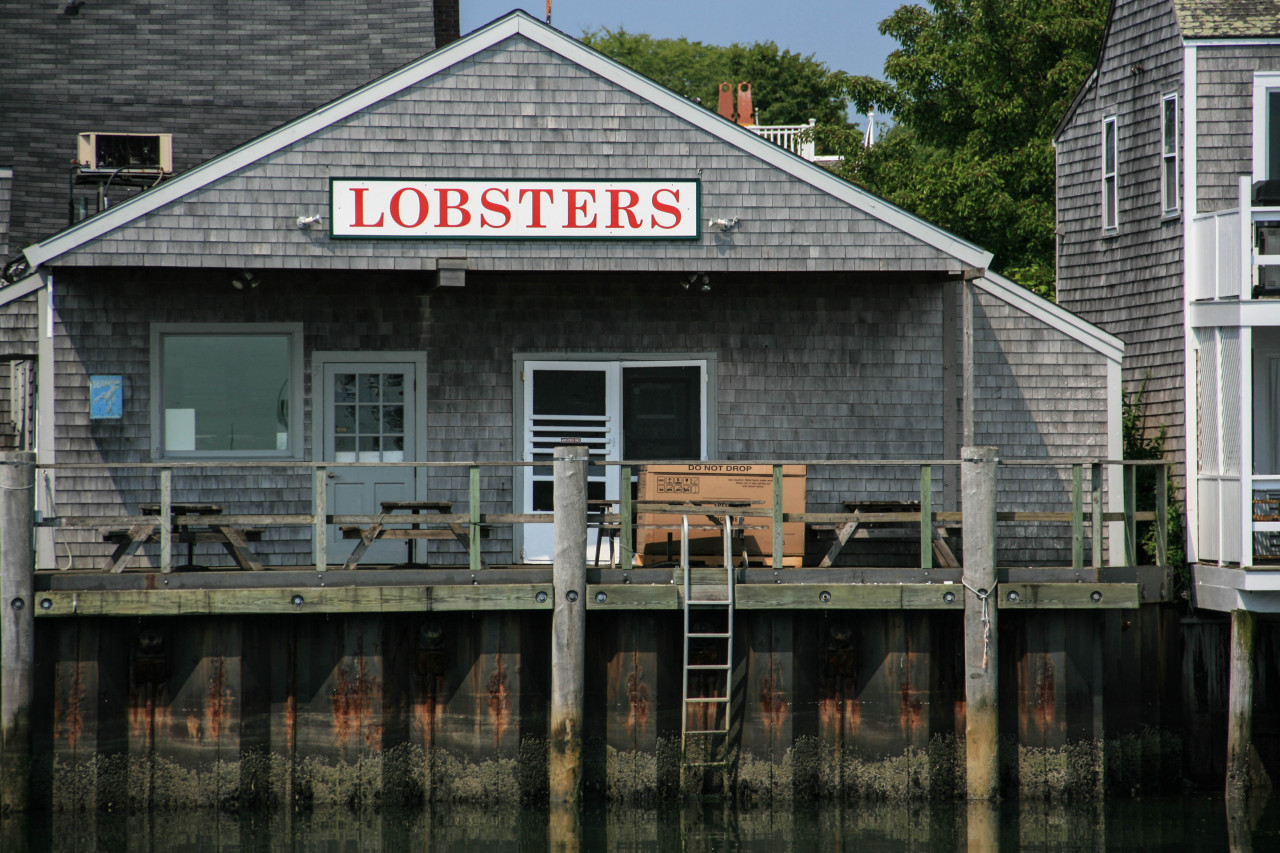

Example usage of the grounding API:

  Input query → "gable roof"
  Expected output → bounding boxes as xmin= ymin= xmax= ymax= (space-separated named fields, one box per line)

xmin=16 ymin=10 xmax=992 ymax=274
xmin=1173 ymin=0 xmax=1280 ymax=38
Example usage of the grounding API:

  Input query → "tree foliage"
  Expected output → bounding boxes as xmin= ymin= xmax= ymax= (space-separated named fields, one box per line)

xmin=826 ymin=0 xmax=1109 ymax=298
xmin=581 ymin=27 xmax=847 ymax=126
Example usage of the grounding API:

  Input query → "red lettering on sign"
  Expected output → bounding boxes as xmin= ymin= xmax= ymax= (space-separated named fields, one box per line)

xmin=650 ymin=188 xmax=681 ymax=230
xmin=389 ymin=187 xmax=429 ymax=229
xmin=480 ymin=187 xmax=511 ymax=228
xmin=437 ymin=188 xmax=471 ymax=228
xmin=350 ymin=187 xmax=385 ymax=228
xmin=606 ymin=189 xmax=641 ymax=229
xmin=519 ymin=188 xmax=554 ymax=228
xmin=564 ymin=189 xmax=597 ymax=229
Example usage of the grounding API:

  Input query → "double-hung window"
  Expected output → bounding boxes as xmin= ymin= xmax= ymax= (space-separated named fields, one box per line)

xmin=1161 ymin=94 xmax=1178 ymax=215
xmin=1102 ymin=115 xmax=1119 ymax=231
xmin=151 ymin=323 xmax=303 ymax=457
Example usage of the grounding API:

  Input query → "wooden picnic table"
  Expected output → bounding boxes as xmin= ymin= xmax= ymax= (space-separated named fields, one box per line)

xmin=340 ymin=500 xmax=479 ymax=569
xmin=102 ymin=502 xmax=263 ymax=572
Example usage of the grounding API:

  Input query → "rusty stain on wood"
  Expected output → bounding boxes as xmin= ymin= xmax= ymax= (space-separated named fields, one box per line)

xmin=487 ymin=653 xmax=510 ymax=748
xmin=759 ymin=666 xmax=787 ymax=735
xmin=625 ymin=650 xmax=650 ymax=737
xmin=332 ymin=642 xmax=379 ymax=751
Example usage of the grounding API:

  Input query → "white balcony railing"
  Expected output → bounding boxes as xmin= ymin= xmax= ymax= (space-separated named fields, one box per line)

xmin=1189 ymin=176 xmax=1280 ymax=302
xmin=747 ymin=119 xmax=817 ymax=161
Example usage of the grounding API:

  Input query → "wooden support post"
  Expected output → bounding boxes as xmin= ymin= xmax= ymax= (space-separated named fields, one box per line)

xmin=0 ymin=451 xmax=36 ymax=813
xmin=469 ymin=465 xmax=481 ymax=573
xmin=550 ymin=444 xmax=588 ymax=805
xmin=772 ymin=464 xmax=784 ymax=569
xmin=962 ymin=445 xmax=999 ymax=800
xmin=1227 ymin=609 xmax=1263 ymax=800
xmin=1072 ymin=465 xmax=1083 ymax=571
xmin=315 ymin=467 xmax=327 ymax=571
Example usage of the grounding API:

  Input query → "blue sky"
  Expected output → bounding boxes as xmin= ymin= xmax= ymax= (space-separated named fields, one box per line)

xmin=461 ymin=1 xmax=905 ymax=83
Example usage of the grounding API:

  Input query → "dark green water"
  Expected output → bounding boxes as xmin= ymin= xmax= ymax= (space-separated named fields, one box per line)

xmin=5 ymin=794 xmax=1278 ymax=851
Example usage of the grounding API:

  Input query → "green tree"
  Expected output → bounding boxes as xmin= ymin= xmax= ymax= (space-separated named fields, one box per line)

xmin=826 ymin=0 xmax=1109 ymax=298
xmin=581 ymin=27 xmax=847 ymax=126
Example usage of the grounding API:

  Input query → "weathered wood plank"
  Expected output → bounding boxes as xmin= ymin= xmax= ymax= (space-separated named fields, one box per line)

xmin=996 ymin=583 xmax=1139 ymax=610
xmin=33 ymin=585 xmax=553 ymax=616
xmin=584 ymin=584 xmax=678 ymax=609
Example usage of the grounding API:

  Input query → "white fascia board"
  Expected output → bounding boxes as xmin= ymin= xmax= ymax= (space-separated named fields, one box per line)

xmin=1184 ymin=38 xmax=1280 ymax=47
xmin=972 ymin=271 xmax=1125 ymax=361
xmin=0 ymin=268 xmax=49 ymax=307
xmin=24 ymin=11 xmax=992 ymax=272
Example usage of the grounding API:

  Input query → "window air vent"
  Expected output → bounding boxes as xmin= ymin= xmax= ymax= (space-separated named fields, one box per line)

xmin=77 ymin=132 xmax=173 ymax=173
xmin=1254 ymin=179 xmax=1280 ymax=206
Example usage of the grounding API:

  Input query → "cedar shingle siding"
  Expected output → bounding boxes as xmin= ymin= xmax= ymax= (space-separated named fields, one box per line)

xmin=1056 ymin=0 xmax=1185 ymax=462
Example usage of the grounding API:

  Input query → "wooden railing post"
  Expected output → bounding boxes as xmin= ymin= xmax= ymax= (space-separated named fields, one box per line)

xmin=159 ymin=467 xmax=172 ymax=573
xmin=469 ymin=465 xmax=481 ymax=573
xmin=1123 ymin=464 xmax=1137 ymax=566
xmin=0 ymin=451 xmax=36 ymax=814
xmin=550 ymin=444 xmax=588 ymax=805
xmin=314 ymin=466 xmax=327 ymax=572
xmin=961 ymin=445 xmax=999 ymax=800
xmin=1071 ymin=464 xmax=1083 ymax=571
xmin=920 ymin=465 xmax=933 ymax=570
xmin=1156 ymin=464 xmax=1168 ymax=567
xmin=772 ymin=464 xmax=784 ymax=569
xmin=1091 ymin=463 xmax=1103 ymax=569
xmin=620 ymin=464 xmax=633 ymax=568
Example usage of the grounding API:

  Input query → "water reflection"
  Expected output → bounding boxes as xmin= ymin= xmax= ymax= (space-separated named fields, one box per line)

xmin=6 ymin=793 xmax=1280 ymax=851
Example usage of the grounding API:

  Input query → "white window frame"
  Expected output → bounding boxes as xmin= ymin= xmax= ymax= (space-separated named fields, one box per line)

xmin=150 ymin=322 xmax=304 ymax=459
xmin=513 ymin=353 xmax=716 ymax=561
xmin=1252 ymin=73 xmax=1280 ymax=179
xmin=1102 ymin=115 xmax=1119 ymax=231
xmin=1161 ymin=93 xmax=1179 ymax=216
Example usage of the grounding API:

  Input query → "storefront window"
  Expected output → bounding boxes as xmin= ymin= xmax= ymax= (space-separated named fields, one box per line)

xmin=152 ymin=324 xmax=301 ymax=457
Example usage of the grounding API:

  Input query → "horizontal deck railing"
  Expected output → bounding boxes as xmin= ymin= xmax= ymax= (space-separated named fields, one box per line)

xmin=33 ymin=458 xmax=1170 ymax=573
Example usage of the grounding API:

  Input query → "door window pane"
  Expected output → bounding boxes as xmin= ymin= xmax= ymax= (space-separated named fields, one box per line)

xmin=624 ymin=366 xmax=702 ymax=459
xmin=332 ymin=371 xmax=409 ymax=462
xmin=161 ymin=334 xmax=290 ymax=453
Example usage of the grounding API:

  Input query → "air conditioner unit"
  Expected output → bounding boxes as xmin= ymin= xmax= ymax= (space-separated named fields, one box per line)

xmin=77 ymin=132 xmax=173 ymax=173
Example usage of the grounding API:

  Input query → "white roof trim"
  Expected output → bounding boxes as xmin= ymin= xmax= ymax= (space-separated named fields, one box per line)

xmin=973 ymin=271 xmax=1124 ymax=360
xmin=1184 ymin=38 xmax=1280 ymax=47
xmin=0 ymin=268 xmax=48 ymax=307
xmin=22 ymin=10 xmax=991 ymax=271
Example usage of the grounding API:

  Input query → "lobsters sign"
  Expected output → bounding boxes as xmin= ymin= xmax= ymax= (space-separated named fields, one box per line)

xmin=330 ymin=179 xmax=700 ymax=239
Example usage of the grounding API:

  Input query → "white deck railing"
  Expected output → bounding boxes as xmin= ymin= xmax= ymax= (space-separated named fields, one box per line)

xmin=747 ymin=119 xmax=817 ymax=161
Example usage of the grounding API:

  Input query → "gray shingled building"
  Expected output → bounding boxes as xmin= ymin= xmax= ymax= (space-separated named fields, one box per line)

xmin=0 ymin=11 xmax=1124 ymax=571
xmin=1055 ymin=0 xmax=1280 ymax=599
xmin=0 ymin=0 xmax=460 ymax=449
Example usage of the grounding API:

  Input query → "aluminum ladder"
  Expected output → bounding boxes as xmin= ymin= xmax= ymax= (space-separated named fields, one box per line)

xmin=679 ymin=513 xmax=736 ymax=796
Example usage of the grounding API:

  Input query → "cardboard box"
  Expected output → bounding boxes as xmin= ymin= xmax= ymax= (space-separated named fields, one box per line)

xmin=635 ymin=464 xmax=805 ymax=565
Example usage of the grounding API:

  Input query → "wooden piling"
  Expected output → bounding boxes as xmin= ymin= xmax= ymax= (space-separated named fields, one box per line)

xmin=1227 ymin=608 xmax=1260 ymax=800
xmin=962 ymin=445 xmax=999 ymax=800
xmin=550 ymin=444 xmax=588 ymax=805
xmin=0 ymin=451 xmax=36 ymax=814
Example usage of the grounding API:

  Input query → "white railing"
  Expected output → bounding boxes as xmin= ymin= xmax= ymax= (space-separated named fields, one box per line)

xmin=747 ymin=119 xmax=817 ymax=161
